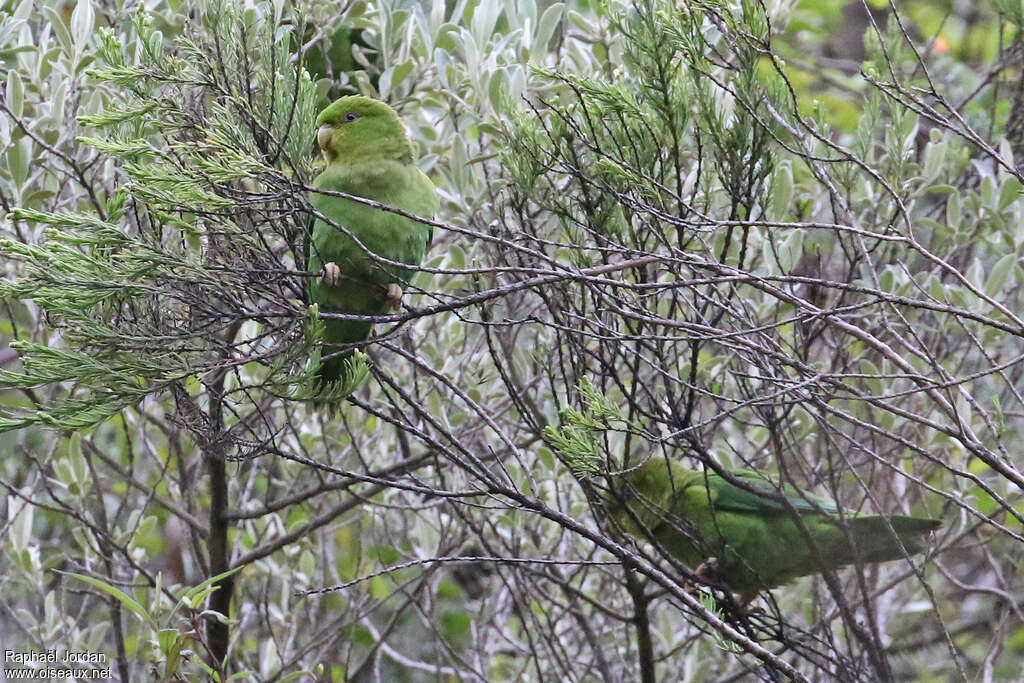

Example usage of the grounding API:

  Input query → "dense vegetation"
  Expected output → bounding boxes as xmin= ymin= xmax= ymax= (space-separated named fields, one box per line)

xmin=1 ymin=0 xmax=1023 ymax=680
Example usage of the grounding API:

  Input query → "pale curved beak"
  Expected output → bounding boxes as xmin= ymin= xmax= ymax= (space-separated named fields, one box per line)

xmin=316 ymin=124 xmax=332 ymax=150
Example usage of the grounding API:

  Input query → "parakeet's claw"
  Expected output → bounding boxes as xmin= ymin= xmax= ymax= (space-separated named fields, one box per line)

xmin=318 ymin=262 xmax=342 ymax=287
xmin=695 ymin=557 xmax=719 ymax=578
xmin=738 ymin=593 xmax=760 ymax=608
xmin=386 ymin=283 xmax=403 ymax=310
xmin=683 ymin=557 xmax=719 ymax=594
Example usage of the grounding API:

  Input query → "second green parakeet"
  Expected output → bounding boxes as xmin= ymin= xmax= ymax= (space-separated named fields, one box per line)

xmin=307 ymin=96 xmax=438 ymax=396
xmin=605 ymin=458 xmax=941 ymax=598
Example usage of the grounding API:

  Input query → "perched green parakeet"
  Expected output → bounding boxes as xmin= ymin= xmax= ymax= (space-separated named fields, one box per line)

xmin=605 ymin=458 xmax=941 ymax=598
xmin=307 ymin=96 xmax=438 ymax=395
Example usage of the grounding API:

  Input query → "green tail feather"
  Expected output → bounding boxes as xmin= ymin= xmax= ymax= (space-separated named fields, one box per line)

xmin=309 ymin=350 xmax=370 ymax=404
xmin=845 ymin=515 xmax=942 ymax=564
xmin=316 ymin=348 xmax=352 ymax=386
xmin=305 ymin=313 xmax=373 ymax=404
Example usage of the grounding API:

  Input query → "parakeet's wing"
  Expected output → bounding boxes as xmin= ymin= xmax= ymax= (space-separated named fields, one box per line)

xmin=412 ymin=166 xmax=436 ymax=248
xmin=699 ymin=470 xmax=842 ymax=516
xmin=698 ymin=470 xmax=941 ymax=581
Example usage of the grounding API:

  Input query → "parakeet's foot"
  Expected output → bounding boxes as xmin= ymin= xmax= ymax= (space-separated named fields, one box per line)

xmin=318 ymin=262 xmax=342 ymax=287
xmin=683 ymin=557 xmax=719 ymax=593
xmin=738 ymin=593 xmax=760 ymax=608
xmin=386 ymin=283 xmax=403 ymax=310
xmin=695 ymin=556 xmax=719 ymax=580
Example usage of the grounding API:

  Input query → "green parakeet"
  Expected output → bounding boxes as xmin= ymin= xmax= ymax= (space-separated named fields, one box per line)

xmin=307 ymin=96 xmax=438 ymax=395
xmin=605 ymin=458 xmax=941 ymax=597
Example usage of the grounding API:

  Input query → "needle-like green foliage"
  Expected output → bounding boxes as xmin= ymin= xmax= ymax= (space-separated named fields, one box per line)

xmin=0 ymin=5 xmax=318 ymax=431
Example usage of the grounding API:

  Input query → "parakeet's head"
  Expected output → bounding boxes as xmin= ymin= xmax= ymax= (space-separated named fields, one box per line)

xmin=315 ymin=95 xmax=415 ymax=164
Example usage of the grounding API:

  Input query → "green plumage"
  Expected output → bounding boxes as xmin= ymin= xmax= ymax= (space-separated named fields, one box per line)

xmin=307 ymin=96 xmax=438 ymax=395
xmin=606 ymin=459 xmax=941 ymax=595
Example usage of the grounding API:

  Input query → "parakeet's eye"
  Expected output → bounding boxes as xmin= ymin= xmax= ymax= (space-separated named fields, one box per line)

xmin=344 ymin=112 xmax=359 ymax=122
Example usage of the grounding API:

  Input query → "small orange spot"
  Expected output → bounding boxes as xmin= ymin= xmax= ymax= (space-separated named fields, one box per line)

xmin=935 ymin=36 xmax=949 ymax=54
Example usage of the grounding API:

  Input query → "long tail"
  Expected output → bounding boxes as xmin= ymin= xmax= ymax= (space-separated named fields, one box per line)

xmin=846 ymin=515 xmax=942 ymax=563
xmin=316 ymin=348 xmax=353 ymax=386
xmin=311 ymin=319 xmax=372 ymax=403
